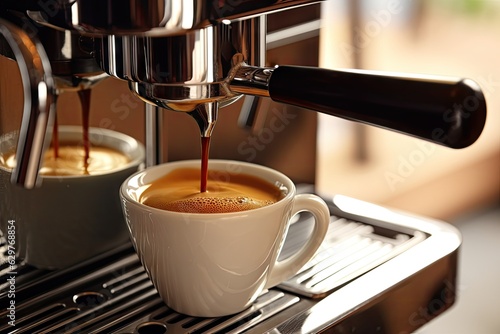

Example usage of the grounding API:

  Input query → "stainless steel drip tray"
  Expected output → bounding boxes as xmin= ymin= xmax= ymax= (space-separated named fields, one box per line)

xmin=0 ymin=195 xmax=461 ymax=334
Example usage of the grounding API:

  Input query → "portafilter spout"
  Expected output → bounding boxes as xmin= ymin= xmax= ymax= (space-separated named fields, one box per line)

xmin=0 ymin=9 xmax=107 ymax=188
xmin=188 ymin=102 xmax=219 ymax=139
xmin=38 ymin=26 xmax=108 ymax=93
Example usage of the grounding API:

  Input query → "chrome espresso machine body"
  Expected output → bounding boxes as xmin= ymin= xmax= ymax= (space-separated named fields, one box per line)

xmin=0 ymin=1 xmax=488 ymax=333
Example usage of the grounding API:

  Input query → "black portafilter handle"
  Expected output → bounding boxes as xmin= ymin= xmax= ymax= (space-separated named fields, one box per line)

xmin=267 ymin=66 xmax=487 ymax=149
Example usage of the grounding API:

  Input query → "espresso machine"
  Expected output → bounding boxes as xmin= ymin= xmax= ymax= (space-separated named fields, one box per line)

xmin=0 ymin=1 xmax=488 ymax=333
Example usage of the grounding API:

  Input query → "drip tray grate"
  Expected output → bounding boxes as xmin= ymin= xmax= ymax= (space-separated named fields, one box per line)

xmin=0 ymin=201 xmax=433 ymax=334
xmin=279 ymin=215 xmax=426 ymax=297
xmin=0 ymin=243 xmax=303 ymax=334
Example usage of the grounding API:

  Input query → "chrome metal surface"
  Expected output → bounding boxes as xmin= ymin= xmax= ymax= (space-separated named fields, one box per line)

xmin=145 ymin=104 xmax=164 ymax=167
xmin=236 ymin=15 xmax=266 ymax=130
xmin=1 ymin=10 xmax=107 ymax=92
xmin=0 ymin=18 xmax=55 ymax=189
xmin=98 ymin=17 xmax=262 ymax=112
xmin=230 ymin=64 xmax=274 ymax=97
xmin=26 ymin=0 xmax=321 ymax=36
xmin=35 ymin=26 xmax=106 ymax=91
xmin=0 ymin=195 xmax=461 ymax=333
xmin=266 ymin=19 xmax=322 ymax=50
xmin=188 ymin=102 xmax=219 ymax=138
xmin=20 ymin=1 xmax=317 ymax=112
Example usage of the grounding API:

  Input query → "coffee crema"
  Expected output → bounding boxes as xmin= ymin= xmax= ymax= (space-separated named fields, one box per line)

xmin=140 ymin=168 xmax=284 ymax=213
xmin=1 ymin=144 xmax=130 ymax=176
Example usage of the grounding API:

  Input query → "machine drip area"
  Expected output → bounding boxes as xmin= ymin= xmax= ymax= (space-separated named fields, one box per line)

xmin=0 ymin=194 xmax=461 ymax=333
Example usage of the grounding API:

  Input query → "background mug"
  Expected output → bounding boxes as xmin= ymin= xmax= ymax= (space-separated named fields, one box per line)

xmin=0 ymin=126 xmax=145 ymax=269
xmin=120 ymin=159 xmax=330 ymax=317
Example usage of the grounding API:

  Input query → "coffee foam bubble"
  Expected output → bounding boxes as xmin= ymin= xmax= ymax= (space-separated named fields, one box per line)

xmin=139 ymin=167 xmax=284 ymax=214
xmin=144 ymin=196 xmax=275 ymax=213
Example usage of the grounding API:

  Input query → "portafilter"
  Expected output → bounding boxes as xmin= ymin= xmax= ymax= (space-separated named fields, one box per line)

xmin=1 ymin=0 xmax=487 ymax=188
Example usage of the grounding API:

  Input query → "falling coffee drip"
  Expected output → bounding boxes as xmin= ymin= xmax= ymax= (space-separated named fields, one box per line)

xmin=77 ymin=89 xmax=92 ymax=174
xmin=188 ymin=103 xmax=218 ymax=194
xmin=50 ymin=88 xmax=92 ymax=175
xmin=200 ymin=136 xmax=210 ymax=193
xmin=51 ymin=112 xmax=59 ymax=158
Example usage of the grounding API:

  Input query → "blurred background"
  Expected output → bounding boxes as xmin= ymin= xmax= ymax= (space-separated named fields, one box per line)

xmin=29 ymin=0 xmax=499 ymax=332
xmin=317 ymin=0 xmax=499 ymax=221
xmin=317 ymin=1 xmax=500 ymax=333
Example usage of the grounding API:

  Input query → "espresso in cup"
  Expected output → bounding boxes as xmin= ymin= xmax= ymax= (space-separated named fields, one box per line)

xmin=1 ymin=144 xmax=130 ymax=176
xmin=0 ymin=126 xmax=145 ymax=269
xmin=121 ymin=160 xmax=330 ymax=317
xmin=140 ymin=168 xmax=284 ymax=213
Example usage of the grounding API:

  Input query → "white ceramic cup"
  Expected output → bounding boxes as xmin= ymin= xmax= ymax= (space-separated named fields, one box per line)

xmin=0 ymin=126 xmax=145 ymax=269
xmin=120 ymin=159 xmax=330 ymax=317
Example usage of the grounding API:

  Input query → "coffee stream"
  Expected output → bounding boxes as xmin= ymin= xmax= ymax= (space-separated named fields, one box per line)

xmin=200 ymin=136 xmax=210 ymax=193
xmin=51 ymin=112 xmax=59 ymax=158
xmin=78 ymin=89 xmax=92 ymax=173
xmin=51 ymin=88 xmax=92 ymax=175
xmin=142 ymin=114 xmax=285 ymax=213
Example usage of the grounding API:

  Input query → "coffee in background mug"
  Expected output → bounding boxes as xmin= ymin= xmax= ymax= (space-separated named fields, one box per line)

xmin=120 ymin=159 xmax=330 ymax=317
xmin=0 ymin=126 xmax=145 ymax=269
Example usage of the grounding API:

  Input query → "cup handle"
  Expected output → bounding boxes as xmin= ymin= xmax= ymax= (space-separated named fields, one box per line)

xmin=265 ymin=193 xmax=330 ymax=289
